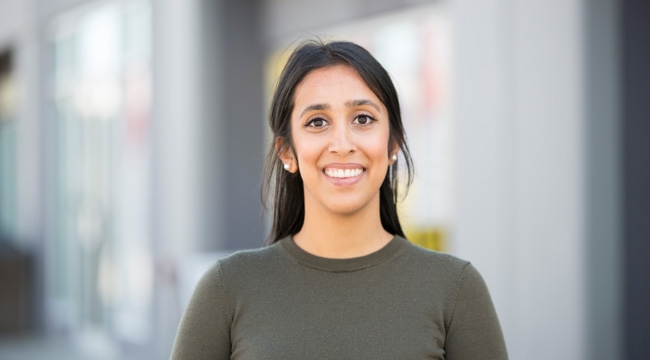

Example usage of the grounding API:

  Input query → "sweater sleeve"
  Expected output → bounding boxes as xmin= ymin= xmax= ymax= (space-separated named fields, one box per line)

xmin=444 ymin=263 xmax=508 ymax=360
xmin=170 ymin=261 xmax=231 ymax=360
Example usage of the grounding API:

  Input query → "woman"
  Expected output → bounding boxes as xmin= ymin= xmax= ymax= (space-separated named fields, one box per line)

xmin=171 ymin=40 xmax=507 ymax=359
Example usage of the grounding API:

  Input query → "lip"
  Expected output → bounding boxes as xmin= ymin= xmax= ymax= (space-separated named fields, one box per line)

xmin=323 ymin=163 xmax=365 ymax=186
xmin=324 ymin=162 xmax=365 ymax=169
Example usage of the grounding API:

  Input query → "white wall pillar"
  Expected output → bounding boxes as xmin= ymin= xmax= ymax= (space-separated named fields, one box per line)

xmin=454 ymin=0 xmax=591 ymax=359
xmin=152 ymin=0 xmax=206 ymax=257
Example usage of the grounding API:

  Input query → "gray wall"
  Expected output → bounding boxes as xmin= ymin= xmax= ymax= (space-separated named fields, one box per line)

xmin=622 ymin=0 xmax=650 ymax=358
xmin=205 ymin=0 xmax=266 ymax=250
xmin=585 ymin=0 xmax=622 ymax=358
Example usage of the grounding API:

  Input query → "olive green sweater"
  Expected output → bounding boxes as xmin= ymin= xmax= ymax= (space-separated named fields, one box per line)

xmin=171 ymin=236 xmax=507 ymax=359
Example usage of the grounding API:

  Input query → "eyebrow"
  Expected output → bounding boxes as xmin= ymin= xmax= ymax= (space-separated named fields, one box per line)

xmin=345 ymin=99 xmax=381 ymax=112
xmin=300 ymin=103 xmax=331 ymax=117
xmin=299 ymin=99 xmax=381 ymax=117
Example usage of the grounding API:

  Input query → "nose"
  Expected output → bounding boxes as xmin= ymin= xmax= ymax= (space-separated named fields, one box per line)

xmin=328 ymin=122 xmax=356 ymax=156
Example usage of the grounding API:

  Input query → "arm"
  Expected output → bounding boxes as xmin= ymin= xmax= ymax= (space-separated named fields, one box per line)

xmin=444 ymin=263 xmax=508 ymax=360
xmin=170 ymin=262 xmax=231 ymax=360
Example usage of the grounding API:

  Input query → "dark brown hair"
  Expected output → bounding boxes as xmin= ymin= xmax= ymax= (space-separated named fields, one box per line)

xmin=262 ymin=40 xmax=414 ymax=245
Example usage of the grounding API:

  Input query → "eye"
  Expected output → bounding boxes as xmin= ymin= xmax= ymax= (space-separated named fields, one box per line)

xmin=306 ymin=117 xmax=328 ymax=128
xmin=353 ymin=114 xmax=375 ymax=126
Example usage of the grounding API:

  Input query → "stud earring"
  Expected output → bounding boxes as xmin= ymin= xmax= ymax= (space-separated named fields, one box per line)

xmin=283 ymin=163 xmax=290 ymax=171
xmin=391 ymin=154 xmax=397 ymax=162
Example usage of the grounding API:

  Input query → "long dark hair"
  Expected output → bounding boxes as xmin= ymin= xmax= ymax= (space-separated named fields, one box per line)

xmin=262 ymin=40 xmax=414 ymax=245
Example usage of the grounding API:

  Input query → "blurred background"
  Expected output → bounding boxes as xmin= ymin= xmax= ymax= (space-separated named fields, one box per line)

xmin=0 ymin=0 xmax=648 ymax=359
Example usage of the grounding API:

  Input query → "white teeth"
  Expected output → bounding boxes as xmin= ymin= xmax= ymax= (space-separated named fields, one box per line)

xmin=325 ymin=168 xmax=363 ymax=178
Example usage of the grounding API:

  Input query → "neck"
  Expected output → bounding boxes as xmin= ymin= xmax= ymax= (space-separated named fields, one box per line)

xmin=293 ymin=196 xmax=394 ymax=259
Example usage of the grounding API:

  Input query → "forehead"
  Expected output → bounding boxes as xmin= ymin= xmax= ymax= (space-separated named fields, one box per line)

xmin=293 ymin=65 xmax=383 ymax=107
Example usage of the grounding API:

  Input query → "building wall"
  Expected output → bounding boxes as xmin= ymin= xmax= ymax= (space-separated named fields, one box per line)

xmin=453 ymin=0 xmax=587 ymax=358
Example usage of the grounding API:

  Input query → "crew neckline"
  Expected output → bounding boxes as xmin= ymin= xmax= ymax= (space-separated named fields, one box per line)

xmin=279 ymin=235 xmax=408 ymax=272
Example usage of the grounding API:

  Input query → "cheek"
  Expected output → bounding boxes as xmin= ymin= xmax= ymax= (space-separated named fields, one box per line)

xmin=360 ymin=132 xmax=392 ymax=162
xmin=294 ymin=143 xmax=320 ymax=168
xmin=291 ymin=127 xmax=320 ymax=169
xmin=371 ymin=146 xmax=391 ymax=167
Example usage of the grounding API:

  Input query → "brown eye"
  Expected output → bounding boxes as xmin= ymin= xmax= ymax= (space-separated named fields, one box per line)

xmin=307 ymin=118 xmax=327 ymax=127
xmin=354 ymin=114 xmax=375 ymax=125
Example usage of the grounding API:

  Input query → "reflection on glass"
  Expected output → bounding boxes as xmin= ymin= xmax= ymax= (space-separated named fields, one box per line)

xmin=0 ymin=50 xmax=17 ymax=241
xmin=46 ymin=0 xmax=152 ymax=356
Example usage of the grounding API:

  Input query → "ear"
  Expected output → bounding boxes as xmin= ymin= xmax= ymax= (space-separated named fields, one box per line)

xmin=276 ymin=137 xmax=297 ymax=173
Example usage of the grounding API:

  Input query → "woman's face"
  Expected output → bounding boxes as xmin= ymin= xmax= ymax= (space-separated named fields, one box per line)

xmin=282 ymin=64 xmax=394 ymax=217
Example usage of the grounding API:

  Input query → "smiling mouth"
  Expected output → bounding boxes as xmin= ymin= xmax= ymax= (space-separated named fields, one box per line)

xmin=324 ymin=168 xmax=365 ymax=179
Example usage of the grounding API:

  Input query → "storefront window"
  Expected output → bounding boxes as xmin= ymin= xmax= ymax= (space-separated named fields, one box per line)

xmin=0 ymin=50 xmax=17 ymax=242
xmin=46 ymin=0 xmax=153 ymax=354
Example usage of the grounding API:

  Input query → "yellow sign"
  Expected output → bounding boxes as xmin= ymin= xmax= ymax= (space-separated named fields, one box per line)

xmin=406 ymin=227 xmax=447 ymax=252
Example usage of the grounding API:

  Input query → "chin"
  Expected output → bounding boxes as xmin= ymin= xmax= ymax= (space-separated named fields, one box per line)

xmin=323 ymin=198 xmax=375 ymax=217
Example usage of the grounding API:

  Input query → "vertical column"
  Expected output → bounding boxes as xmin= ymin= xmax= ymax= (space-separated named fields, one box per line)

xmin=151 ymin=0 xmax=208 ymax=357
xmin=623 ymin=0 xmax=650 ymax=359
xmin=217 ymin=0 xmax=265 ymax=250
xmin=512 ymin=1 xmax=586 ymax=359
xmin=15 ymin=0 xmax=40 ymax=250
xmin=455 ymin=0 xmax=590 ymax=359
xmin=152 ymin=0 xmax=205 ymax=258
xmin=585 ymin=0 xmax=622 ymax=359
xmin=452 ymin=0 xmax=518 ymax=353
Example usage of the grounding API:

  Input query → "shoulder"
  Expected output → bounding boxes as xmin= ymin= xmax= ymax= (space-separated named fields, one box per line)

xmin=188 ymin=243 xmax=285 ymax=312
xmin=397 ymin=237 xmax=472 ymax=280
xmin=198 ymin=242 xmax=287 ymax=293
xmin=398 ymin=240 xmax=497 ymax=327
xmin=396 ymin=238 xmax=491 ymax=309
xmin=217 ymin=241 xmax=285 ymax=272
